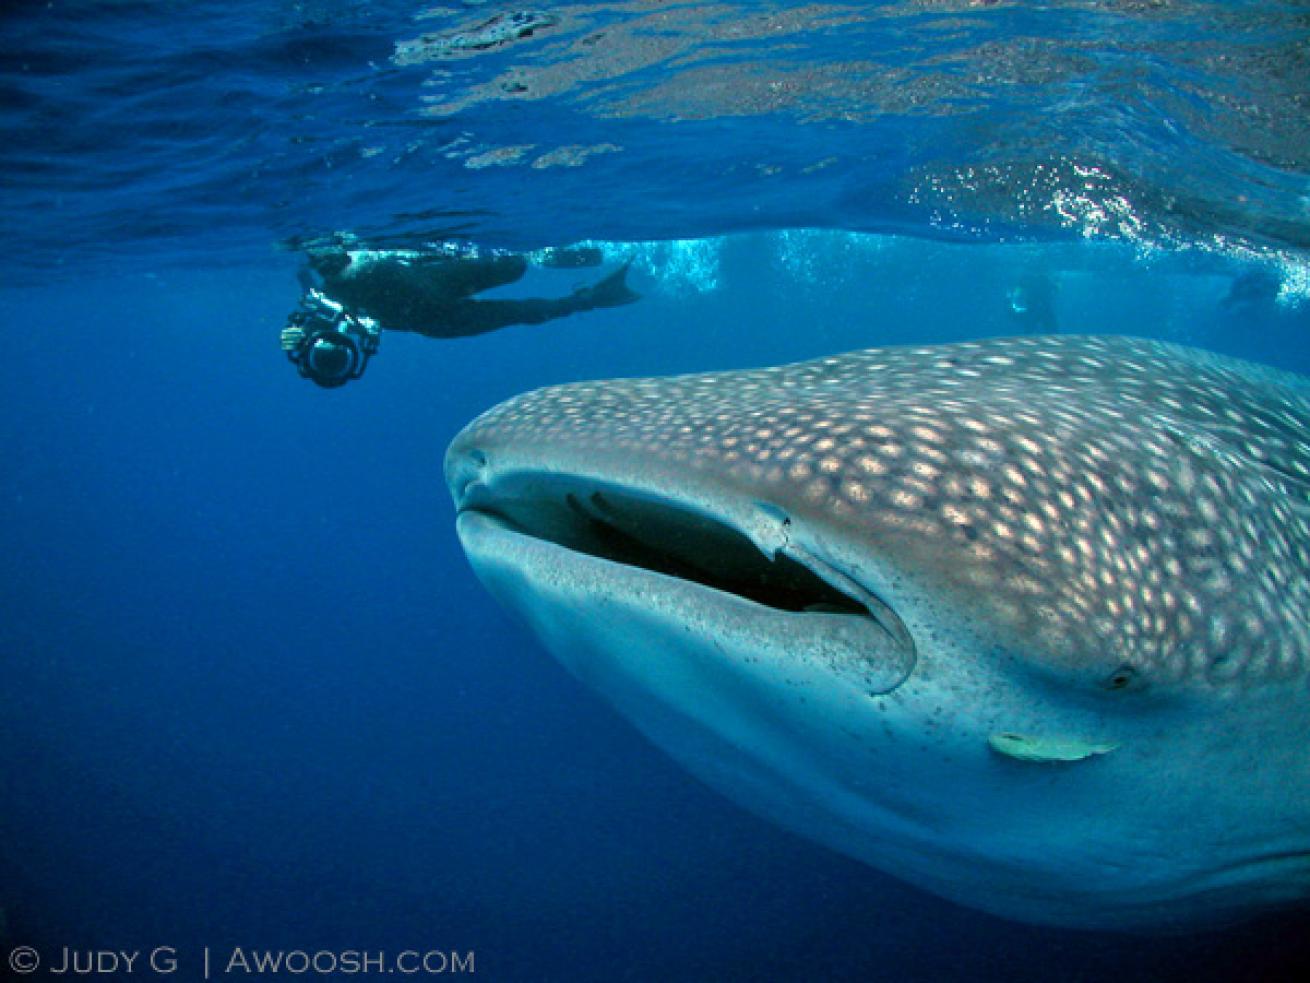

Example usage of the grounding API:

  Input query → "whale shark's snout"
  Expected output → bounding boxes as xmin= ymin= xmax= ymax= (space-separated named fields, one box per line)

xmin=445 ymin=334 xmax=1310 ymax=932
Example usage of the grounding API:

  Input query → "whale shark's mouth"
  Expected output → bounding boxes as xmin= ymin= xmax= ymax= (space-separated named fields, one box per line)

xmin=455 ymin=470 xmax=913 ymax=657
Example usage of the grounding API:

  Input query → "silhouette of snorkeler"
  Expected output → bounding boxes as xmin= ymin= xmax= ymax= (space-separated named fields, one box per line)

xmin=281 ymin=241 xmax=640 ymax=388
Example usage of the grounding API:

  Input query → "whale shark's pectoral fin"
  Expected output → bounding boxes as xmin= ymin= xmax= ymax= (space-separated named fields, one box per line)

xmin=988 ymin=732 xmax=1119 ymax=763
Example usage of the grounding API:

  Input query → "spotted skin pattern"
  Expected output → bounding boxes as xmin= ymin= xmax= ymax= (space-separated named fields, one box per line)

xmin=454 ymin=335 xmax=1310 ymax=692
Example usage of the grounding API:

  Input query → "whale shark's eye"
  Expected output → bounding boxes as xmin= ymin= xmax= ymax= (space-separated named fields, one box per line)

xmin=1104 ymin=664 xmax=1139 ymax=691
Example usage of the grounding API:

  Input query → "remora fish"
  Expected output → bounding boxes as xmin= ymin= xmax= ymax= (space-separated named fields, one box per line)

xmin=445 ymin=334 xmax=1310 ymax=931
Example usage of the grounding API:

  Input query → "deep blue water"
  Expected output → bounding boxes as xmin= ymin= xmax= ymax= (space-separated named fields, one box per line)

xmin=4 ymin=2 xmax=1310 ymax=981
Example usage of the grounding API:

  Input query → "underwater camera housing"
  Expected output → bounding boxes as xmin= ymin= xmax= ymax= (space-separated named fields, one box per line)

xmin=284 ymin=289 xmax=380 ymax=389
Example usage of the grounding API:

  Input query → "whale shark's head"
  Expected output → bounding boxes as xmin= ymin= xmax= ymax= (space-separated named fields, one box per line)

xmin=445 ymin=335 xmax=1310 ymax=931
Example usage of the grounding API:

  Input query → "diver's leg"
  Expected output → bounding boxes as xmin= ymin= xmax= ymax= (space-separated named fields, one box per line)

xmin=435 ymin=254 xmax=529 ymax=297
xmin=412 ymin=265 xmax=639 ymax=338
xmin=412 ymin=298 xmax=580 ymax=338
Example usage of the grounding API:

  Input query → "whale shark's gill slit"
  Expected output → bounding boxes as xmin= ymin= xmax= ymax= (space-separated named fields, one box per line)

xmin=484 ymin=482 xmax=875 ymax=618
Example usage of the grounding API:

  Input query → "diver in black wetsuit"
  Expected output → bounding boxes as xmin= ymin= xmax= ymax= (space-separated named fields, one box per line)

xmin=282 ymin=242 xmax=639 ymax=388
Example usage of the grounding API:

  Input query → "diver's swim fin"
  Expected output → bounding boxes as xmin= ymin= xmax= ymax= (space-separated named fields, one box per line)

xmin=578 ymin=261 xmax=640 ymax=309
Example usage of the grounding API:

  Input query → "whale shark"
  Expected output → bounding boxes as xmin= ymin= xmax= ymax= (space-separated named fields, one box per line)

xmin=445 ymin=334 xmax=1310 ymax=931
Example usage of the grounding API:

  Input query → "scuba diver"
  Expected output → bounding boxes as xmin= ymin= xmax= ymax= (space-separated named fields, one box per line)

xmin=1220 ymin=266 xmax=1281 ymax=312
xmin=1005 ymin=271 xmax=1058 ymax=334
xmin=281 ymin=240 xmax=640 ymax=389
